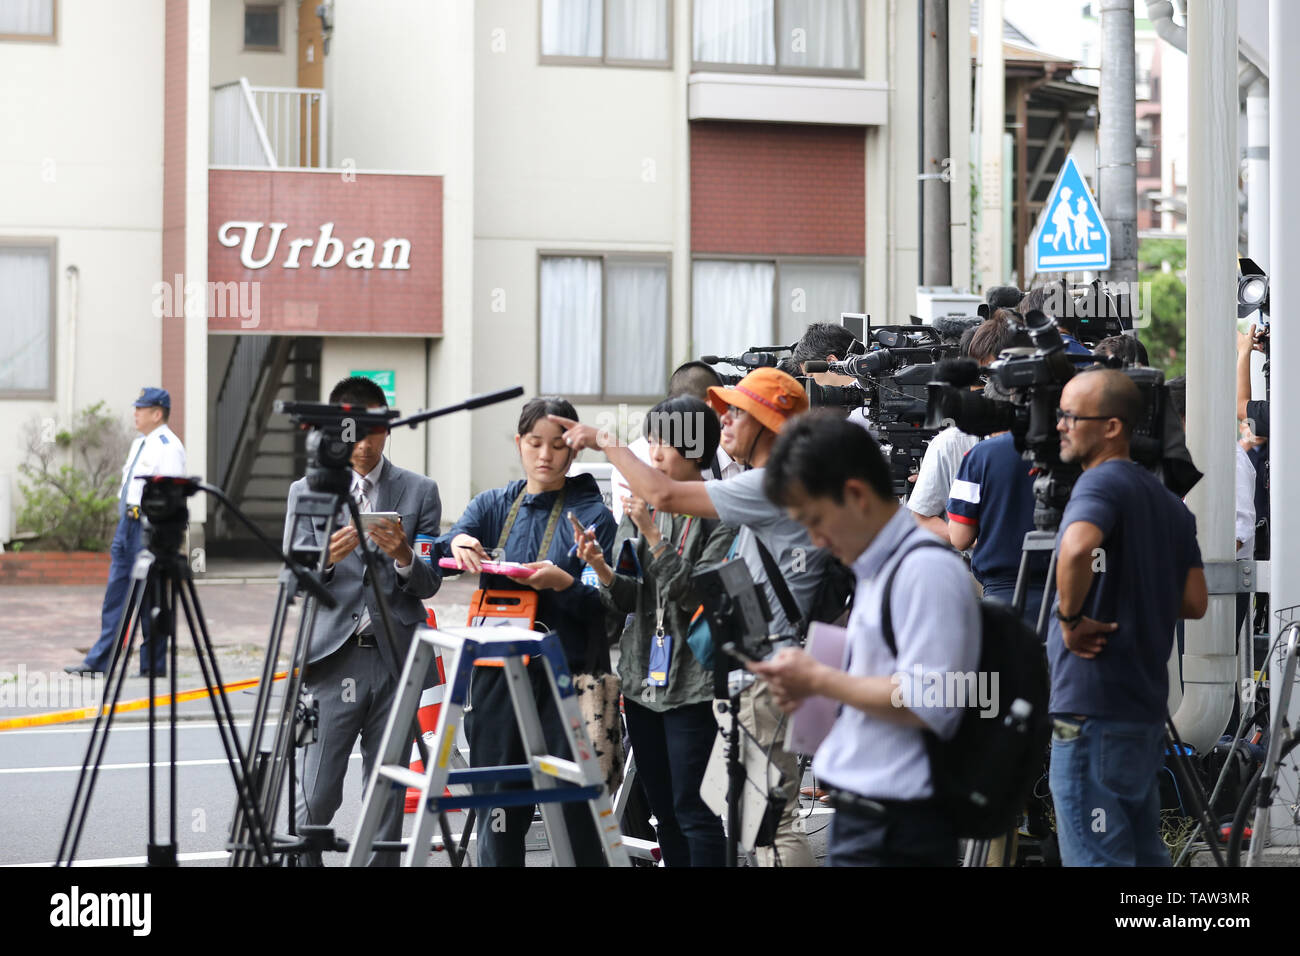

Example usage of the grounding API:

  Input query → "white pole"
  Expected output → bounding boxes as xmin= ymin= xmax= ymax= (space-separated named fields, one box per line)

xmin=1174 ymin=0 xmax=1237 ymax=753
xmin=1269 ymin=0 xmax=1300 ymax=782
xmin=977 ymin=0 xmax=1004 ymax=292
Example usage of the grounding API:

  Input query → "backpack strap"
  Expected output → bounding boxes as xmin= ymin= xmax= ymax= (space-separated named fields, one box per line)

xmin=879 ymin=537 xmax=955 ymax=656
xmin=753 ymin=535 xmax=805 ymax=635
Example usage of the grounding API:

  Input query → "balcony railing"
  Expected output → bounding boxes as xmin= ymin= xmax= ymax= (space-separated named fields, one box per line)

xmin=211 ymin=79 xmax=328 ymax=169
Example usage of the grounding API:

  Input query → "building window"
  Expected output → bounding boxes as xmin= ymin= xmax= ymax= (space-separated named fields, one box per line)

xmin=692 ymin=257 xmax=861 ymax=360
xmin=0 ymin=0 xmax=56 ymax=41
xmin=541 ymin=0 xmax=672 ymax=66
xmin=692 ymin=0 xmax=862 ymax=74
xmin=244 ymin=3 xmax=281 ymax=52
xmin=540 ymin=254 xmax=670 ymax=401
xmin=0 ymin=242 xmax=54 ymax=396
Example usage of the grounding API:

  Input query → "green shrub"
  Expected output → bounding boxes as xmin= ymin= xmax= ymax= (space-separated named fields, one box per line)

xmin=16 ymin=402 xmax=134 ymax=552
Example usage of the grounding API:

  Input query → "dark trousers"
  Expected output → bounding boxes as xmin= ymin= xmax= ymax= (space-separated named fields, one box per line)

xmin=466 ymin=662 xmax=605 ymax=867
xmin=981 ymin=578 xmax=1048 ymax=636
xmin=84 ymin=515 xmax=164 ymax=674
xmin=296 ymin=637 xmax=405 ymax=866
xmin=826 ymin=800 xmax=958 ymax=867
xmin=623 ymin=699 xmax=725 ymax=867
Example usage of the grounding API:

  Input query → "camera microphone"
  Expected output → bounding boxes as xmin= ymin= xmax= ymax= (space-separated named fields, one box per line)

xmin=701 ymin=352 xmax=781 ymax=368
xmin=930 ymin=358 xmax=982 ymax=388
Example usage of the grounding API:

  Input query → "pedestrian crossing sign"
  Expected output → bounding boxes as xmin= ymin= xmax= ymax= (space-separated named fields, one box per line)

xmin=1032 ymin=156 xmax=1110 ymax=273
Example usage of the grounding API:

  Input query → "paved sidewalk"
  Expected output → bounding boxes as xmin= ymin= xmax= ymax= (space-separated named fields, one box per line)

xmin=0 ymin=561 xmax=479 ymax=722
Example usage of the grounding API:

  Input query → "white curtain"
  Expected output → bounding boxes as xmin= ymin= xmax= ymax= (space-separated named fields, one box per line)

xmin=608 ymin=0 xmax=670 ymax=62
xmin=542 ymin=0 xmax=603 ymax=57
xmin=777 ymin=0 xmax=861 ymax=71
xmin=0 ymin=0 xmax=54 ymax=35
xmin=605 ymin=260 xmax=669 ymax=397
xmin=0 ymin=248 xmax=51 ymax=391
xmin=777 ymin=261 xmax=863 ymax=346
xmin=541 ymin=257 xmax=603 ymax=395
xmin=692 ymin=260 xmax=775 ymax=361
xmin=693 ymin=0 xmax=774 ymax=66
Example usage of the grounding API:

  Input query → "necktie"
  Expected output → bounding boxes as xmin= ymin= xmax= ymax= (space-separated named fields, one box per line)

xmin=353 ymin=474 xmax=373 ymax=637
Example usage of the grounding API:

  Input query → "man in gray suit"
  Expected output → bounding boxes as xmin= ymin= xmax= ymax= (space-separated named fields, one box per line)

xmin=283 ymin=376 xmax=443 ymax=865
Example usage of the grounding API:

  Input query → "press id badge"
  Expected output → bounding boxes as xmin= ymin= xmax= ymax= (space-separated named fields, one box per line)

xmin=647 ymin=605 xmax=671 ymax=687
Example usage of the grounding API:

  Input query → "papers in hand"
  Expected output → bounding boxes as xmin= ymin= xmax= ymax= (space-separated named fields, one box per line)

xmin=784 ymin=621 xmax=849 ymax=755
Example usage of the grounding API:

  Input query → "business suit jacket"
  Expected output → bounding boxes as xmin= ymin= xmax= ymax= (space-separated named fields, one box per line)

xmin=283 ymin=458 xmax=443 ymax=674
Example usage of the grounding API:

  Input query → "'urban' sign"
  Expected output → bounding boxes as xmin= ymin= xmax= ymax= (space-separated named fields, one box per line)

xmin=216 ymin=221 xmax=412 ymax=271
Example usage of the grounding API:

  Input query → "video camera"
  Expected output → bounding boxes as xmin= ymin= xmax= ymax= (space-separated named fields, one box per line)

xmin=925 ymin=309 xmax=1200 ymax=529
xmin=700 ymin=348 xmax=793 ymax=386
xmin=277 ymin=400 xmax=400 ymax=497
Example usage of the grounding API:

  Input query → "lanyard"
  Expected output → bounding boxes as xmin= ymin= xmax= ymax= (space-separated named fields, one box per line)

xmin=497 ymin=485 xmax=567 ymax=562
xmin=654 ymin=515 xmax=694 ymax=635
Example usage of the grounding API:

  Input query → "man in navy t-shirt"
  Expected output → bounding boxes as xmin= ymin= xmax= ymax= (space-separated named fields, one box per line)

xmin=946 ymin=432 xmax=1051 ymax=630
xmin=1047 ymin=369 xmax=1207 ymax=867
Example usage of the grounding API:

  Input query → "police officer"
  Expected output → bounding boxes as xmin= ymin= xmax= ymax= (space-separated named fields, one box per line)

xmin=66 ymin=388 xmax=187 ymax=677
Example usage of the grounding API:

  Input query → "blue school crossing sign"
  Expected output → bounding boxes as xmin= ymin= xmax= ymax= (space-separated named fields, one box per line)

xmin=1032 ymin=156 xmax=1110 ymax=273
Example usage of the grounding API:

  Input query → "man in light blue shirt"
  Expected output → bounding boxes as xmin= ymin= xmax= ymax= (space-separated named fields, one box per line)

xmin=749 ymin=413 xmax=980 ymax=866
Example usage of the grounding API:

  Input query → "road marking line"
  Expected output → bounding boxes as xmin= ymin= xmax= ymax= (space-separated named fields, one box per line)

xmin=7 ymin=850 xmax=231 ymax=867
xmin=0 ymin=753 xmax=361 ymax=775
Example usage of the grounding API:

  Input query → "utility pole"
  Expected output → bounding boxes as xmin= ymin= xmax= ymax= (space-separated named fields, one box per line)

xmin=977 ymin=0 xmax=1005 ymax=292
xmin=922 ymin=0 xmax=952 ymax=287
xmin=1099 ymin=0 xmax=1139 ymax=285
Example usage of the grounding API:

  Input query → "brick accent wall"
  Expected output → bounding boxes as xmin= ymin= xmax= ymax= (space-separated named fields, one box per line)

xmin=690 ymin=121 xmax=866 ymax=256
xmin=161 ymin=0 xmax=187 ymax=440
xmin=0 ymin=552 xmax=111 ymax=587
xmin=207 ymin=170 xmax=443 ymax=335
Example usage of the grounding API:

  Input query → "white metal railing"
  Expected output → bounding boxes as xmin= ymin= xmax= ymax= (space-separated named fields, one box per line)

xmin=210 ymin=79 xmax=328 ymax=169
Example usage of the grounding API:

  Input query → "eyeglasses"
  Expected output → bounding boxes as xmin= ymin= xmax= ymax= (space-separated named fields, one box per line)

xmin=1055 ymin=408 xmax=1121 ymax=430
xmin=723 ymin=405 xmax=749 ymax=422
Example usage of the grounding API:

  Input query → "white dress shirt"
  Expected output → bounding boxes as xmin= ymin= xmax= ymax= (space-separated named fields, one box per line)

xmin=120 ymin=423 xmax=187 ymax=507
xmin=813 ymin=507 xmax=981 ymax=801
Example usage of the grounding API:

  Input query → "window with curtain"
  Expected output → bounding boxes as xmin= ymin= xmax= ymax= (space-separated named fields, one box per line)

xmin=541 ymin=255 xmax=669 ymax=400
xmin=0 ymin=245 xmax=53 ymax=394
xmin=693 ymin=0 xmax=861 ymax=73
xmin=777 ymin=260 xmax=863 ymax=345
xmin=691 ymin=260 xmax=774 ymax=360
xmin=0 ymin=0 xmax=55 ymax=38
xmin=693 ymin=257 xmax=862 ymax=358
xmin=542 ymin=0 xmax=671 ymax=65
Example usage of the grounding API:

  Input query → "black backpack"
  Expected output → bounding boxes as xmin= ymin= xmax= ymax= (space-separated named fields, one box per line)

xmin=879 ymin=538 xmax=1051 ymax=840
xmin=754 ymin=538 xmax=855 ymax=639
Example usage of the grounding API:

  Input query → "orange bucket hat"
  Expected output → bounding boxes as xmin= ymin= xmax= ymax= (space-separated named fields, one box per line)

xmin=706 ymin=367 xmax=809 ymax=435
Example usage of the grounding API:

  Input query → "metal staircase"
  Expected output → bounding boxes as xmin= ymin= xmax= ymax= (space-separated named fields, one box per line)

xmin=211 ymin=336 xmax=321 ymax=548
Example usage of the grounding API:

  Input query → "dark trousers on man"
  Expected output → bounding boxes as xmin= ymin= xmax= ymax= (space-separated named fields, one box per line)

xmin=84 ymin=514 xmax=164 ymax=675
xmin=826 ymin=799 xmax=958 ymax=867
xmin=466 ymin=662 xmax=605 ymax=866
xmin=297 ymin=636 xmax=405 ymax=866
xmin=623 ymin=699 xmax=725 ymax=867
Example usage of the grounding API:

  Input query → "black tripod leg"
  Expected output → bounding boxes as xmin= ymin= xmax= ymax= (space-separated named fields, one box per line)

xmin=58 ymin=570 xmax=148 ymax=864
xmin=1164 ymin=715 xmax=1226 ymax=868
xmin=176 ymin=575 xmax=274 ymax=865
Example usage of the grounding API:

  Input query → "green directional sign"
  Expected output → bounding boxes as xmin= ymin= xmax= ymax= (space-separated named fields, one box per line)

xmin=351 ymin=369 xmax=396 ymax=407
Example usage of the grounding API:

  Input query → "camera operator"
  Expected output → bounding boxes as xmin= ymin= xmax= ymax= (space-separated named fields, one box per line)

xmin=790 ymin=322 xmax=870 ymax=425
xmin=1047 ymin=369 xmax=1207 ymax=866
xmin=944 ymin=318 xmax=1051 ymax=628
xmin=285 ymin=375 xmax=444 ymax=866
xmin=552 ymin=368 xmax=841 ymax=867
xmin=906 ymin=314 xmax=1009 ymax=539
xmin=747 ymin=413 xmax=980 ymax=866
xmin=1092 ymin=334 xmax=1149 ymax=367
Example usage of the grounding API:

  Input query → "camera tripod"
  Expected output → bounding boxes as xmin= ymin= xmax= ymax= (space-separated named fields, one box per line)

xmin=55 ymin=477 xmax=325 ymax=866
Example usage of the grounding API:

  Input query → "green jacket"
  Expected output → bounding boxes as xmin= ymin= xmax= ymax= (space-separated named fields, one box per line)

xmin=598 ymin=512 xmax=737 ymax=713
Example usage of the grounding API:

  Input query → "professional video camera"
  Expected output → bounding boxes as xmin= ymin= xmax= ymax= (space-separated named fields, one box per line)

xmin=278 ymin=400 xmax=400 ymax=499
xmin=1033 ymin=278 xmax=1133 ymax=347
xmin=700 ymin=347 xmax=794 ymax=386
xmin=806 ymin=324 xmax=963 ymax=494
xmin=925 ymin=309 xmax=1200 ymax=529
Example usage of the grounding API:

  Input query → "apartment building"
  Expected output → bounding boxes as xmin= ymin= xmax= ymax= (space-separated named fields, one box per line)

xmin=0 ymin=0 xmax=974 ymax=549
